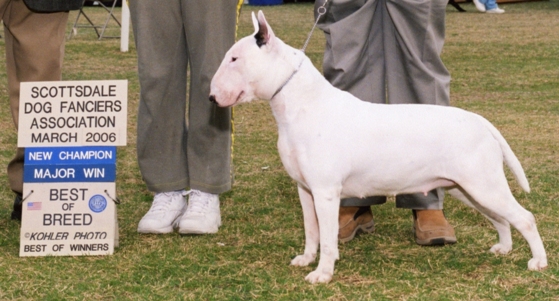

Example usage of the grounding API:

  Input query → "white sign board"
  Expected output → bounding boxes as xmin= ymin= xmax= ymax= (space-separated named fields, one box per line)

xmin=18 ymin=80 xmax=128 ymax=147
xmin=20 ymin=182 xmax=117 ymax=256
xmin=18 ymin=80 xmax=126 ymax=258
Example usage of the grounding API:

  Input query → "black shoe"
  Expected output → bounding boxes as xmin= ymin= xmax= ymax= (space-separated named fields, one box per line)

xmin=11 ymin=194 xmax=23 ymax=221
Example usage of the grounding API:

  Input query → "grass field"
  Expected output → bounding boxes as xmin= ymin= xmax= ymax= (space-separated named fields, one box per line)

xmin=0 ymin=2 xmax=558 ymax=300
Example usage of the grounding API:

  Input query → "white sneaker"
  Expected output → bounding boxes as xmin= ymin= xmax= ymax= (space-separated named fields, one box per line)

xmin=178 ymin=190 xmax=221 ymax=234
xmin=486 ymin=7 xmax=505 ymax=13
xmin=472 ymin=0 xmax=486 ymax=12
xmin=137 ymin=190 xmax=187 ymax=234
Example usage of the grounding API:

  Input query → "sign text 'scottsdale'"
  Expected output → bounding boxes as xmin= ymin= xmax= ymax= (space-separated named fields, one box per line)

xmin=31 ymin=84 xmax=117 ymax=99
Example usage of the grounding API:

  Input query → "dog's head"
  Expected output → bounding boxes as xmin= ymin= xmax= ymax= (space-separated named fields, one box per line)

xmin=210 ymin=11 xmax=292 ymax=107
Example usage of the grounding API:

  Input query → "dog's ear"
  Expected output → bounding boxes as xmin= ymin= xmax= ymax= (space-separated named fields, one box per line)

xmin=253 ymin=10 xmax=275 ymax=48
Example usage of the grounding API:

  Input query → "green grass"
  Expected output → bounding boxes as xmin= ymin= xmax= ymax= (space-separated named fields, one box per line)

xmin=1 ymin=2 xmax=559 ymax=300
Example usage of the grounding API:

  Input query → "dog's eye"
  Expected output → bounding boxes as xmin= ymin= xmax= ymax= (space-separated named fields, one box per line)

xmin=231 ymin=57 xmax=238 ymax=62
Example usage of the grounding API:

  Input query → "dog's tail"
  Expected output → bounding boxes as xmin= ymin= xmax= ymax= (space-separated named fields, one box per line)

xmin=479 ymin=115 xmax=531 ymax=193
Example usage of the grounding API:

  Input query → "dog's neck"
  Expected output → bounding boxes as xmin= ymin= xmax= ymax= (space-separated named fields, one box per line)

xmin=268 ymin=46 xmax=335 ymax=128
xmin=270 ymin=56 xmax=305 ymax=99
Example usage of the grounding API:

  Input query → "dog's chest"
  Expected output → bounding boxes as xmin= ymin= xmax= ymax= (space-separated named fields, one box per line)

xmin=276 ymin=132 xmax=310 ymax=187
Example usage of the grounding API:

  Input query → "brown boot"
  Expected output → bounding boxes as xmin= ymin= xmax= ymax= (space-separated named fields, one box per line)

xmin=413 ymin=209 xmax=457 ymax=246
xmin=338 ymin=206 xmax=375 ymax=243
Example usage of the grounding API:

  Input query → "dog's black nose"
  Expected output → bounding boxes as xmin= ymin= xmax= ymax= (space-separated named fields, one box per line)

xmin=209 ymin=95 xmax=217 ymax=104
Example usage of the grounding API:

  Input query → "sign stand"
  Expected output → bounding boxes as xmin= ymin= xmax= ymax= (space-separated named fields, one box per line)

xmin=18 ymin=80 xmax=127 ymax=257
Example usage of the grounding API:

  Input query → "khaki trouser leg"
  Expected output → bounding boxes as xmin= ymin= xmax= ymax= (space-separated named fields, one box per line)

xmin=2 ymin=0 xmax=68 ymax=194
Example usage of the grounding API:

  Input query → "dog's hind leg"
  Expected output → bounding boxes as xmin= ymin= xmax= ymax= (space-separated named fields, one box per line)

xmin=496 ymin=201 xmax=547 ymax=271
xmin=291 ymin=185 xmax=319 ymax=267
xmin=451 ymin=179 xmax=547 ymax=271
xmin=447 ymin=187 xmax=512 ymax=254
xmin=303 ymin=188 xmax=341 ymax=284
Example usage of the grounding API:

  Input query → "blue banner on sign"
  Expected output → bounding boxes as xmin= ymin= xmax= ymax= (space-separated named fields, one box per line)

xmin=24 ymin=164 xmax=116 ymax=183
xmin=25 ymin=146 xmax=116 ymax=165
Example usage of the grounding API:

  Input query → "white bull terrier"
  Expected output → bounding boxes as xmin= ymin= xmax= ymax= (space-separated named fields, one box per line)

xmin=210 ymin=11 xmax=547 ymax=283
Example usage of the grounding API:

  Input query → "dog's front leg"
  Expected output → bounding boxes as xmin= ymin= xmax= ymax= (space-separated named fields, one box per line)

xmin=291 ymin=185 xmax=319 ymax=267
xmin=305 ymin=190 xmax=340 ymax=284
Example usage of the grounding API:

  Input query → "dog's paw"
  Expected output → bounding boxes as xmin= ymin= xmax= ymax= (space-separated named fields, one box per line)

xmin=527 ymin=258 xmax=548 ymax=271
xmin=489 ymin=243 xmax=512 ymax=255
xmin=290 ymin=253 xmax=316 ymax=267
xmin=305 ymin=270 xmax=332 ymax=284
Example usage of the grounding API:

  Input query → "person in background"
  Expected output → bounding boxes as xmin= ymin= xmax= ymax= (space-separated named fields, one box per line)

xmin=473 ymin=0 xmax=505 ymax=14
xmin=130 ymin=0 xmax=242 ymax=235
xmin=315 ymin=0 xmax=457 ymax=246
xmin=1 ymin=0 xmax=82 ymax=221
